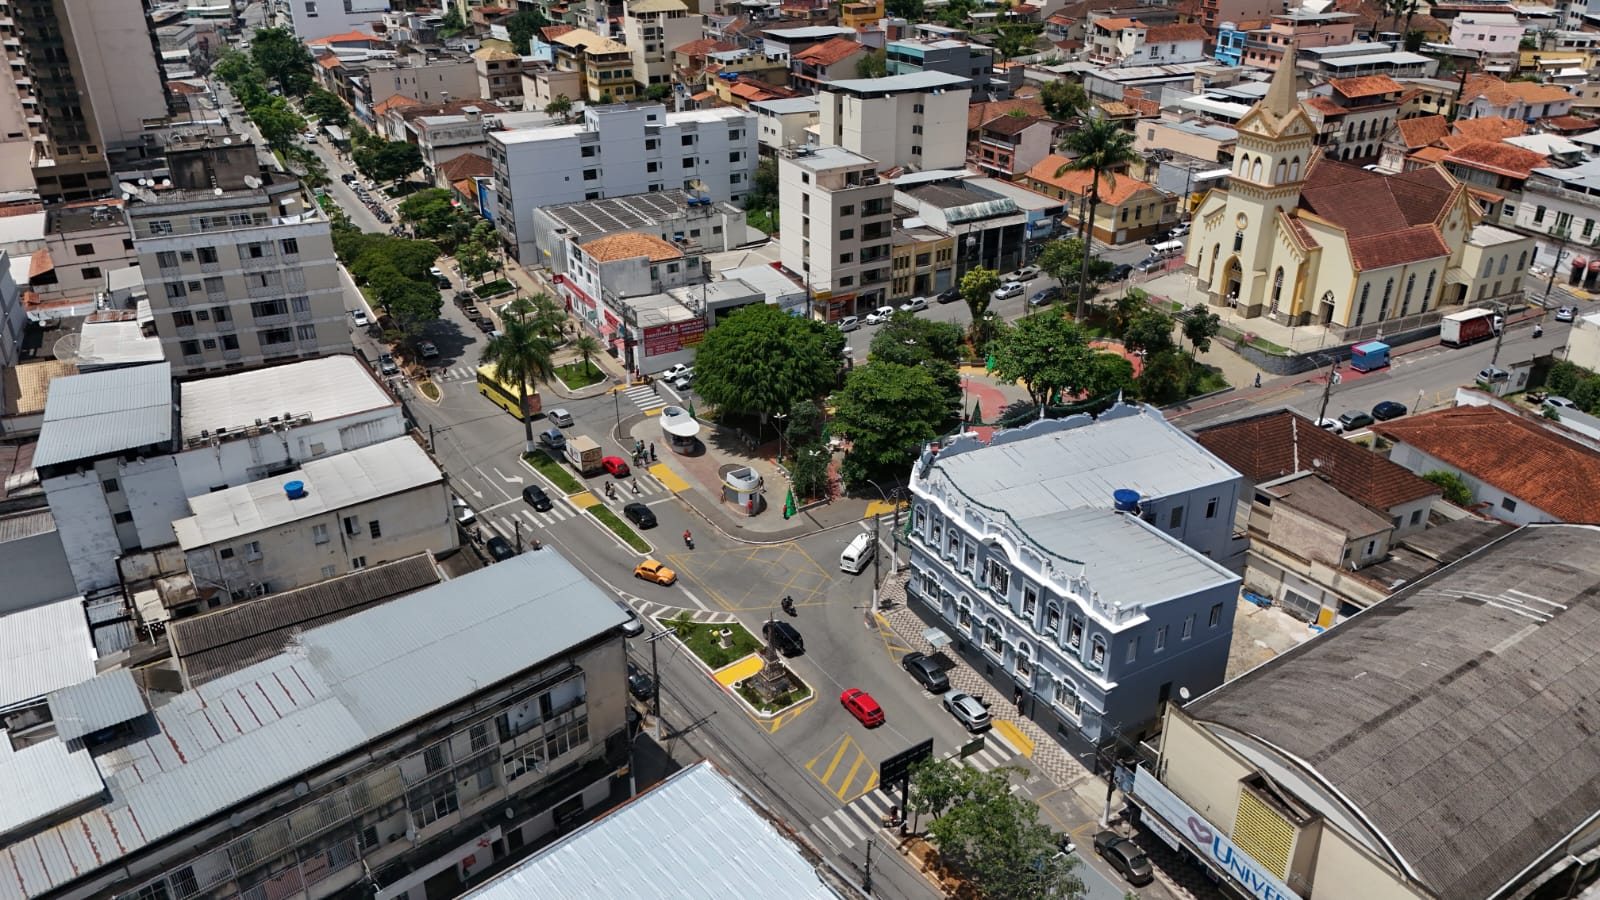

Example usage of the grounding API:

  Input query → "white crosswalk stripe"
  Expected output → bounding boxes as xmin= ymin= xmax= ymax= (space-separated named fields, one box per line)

xmin=812 ymin=742 xmax=1017 ymax=851
xmin=625 ymin=384 xmax=667 ymax=412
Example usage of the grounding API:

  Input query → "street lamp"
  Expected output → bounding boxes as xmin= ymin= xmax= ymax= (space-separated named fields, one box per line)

xmin=772 ymin=412 xmax=788 ymax=463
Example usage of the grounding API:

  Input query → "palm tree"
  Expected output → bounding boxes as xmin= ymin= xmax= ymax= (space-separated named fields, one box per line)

xmin=481 ymin=316 xmax=554 ymax=453
xmin=573 ymin=333 xmax=602 ymax=375
xmin=1055 ymin=116 xmax=1140 ymax=321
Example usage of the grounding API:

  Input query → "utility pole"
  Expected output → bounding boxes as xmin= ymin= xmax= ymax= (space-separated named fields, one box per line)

xmin=871 ymin=514 xmax=882 ymax=612
xmin=1315 ymin=355 xmax=1339 ymax=423
xmin=890 ymin=493 xmax=902 ymax=566
xmin=862 ymin=836 xmax=874 ymax=895
xmin=613 ymin=388 xmax=621 ymax=432
xmin=1543 ymin=228 xmax=1571 ymax=305
xmin=513 ymin=518 xmax=523 ymax=552
xmin=647 ymin=628 xmax=666 ymax=740
xmin=1490 ymin=300 xmax=1508 ymax=367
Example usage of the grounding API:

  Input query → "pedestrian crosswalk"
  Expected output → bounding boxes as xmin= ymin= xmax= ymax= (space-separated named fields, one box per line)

xmin=624 ymin=383 xmax=667 ymax=413
xmin=482 ymin=500 xmax=581 ymax=542
xmin=436 ymin=365 xmax=480 ymax=383
xmin=811 ymin=742 xmax=1017 ymax=851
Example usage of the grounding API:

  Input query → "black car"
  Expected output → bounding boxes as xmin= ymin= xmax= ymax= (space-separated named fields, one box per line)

xmin=763 ymin=620 xmax=805 ymax=656
xmin=1371 ymin=400 xmax=1408 ymax=421
xmin=476 ymin=317 xmax=496 ymax=333
xmin=1108 ymin=263 xmax=1134 ymax=280
xmin=901 ymin=651 xmax=950 ymax=693
xmin=623 ymin=502 xmax=656 ymax=528
xmin=522 ymin=484 xmax=552 ymax=511
xmin=935 ymin=287 xmax=962 ymax=304
xmin=1093 ymin=831 xmax=1153 ymax=886
xmin=626 ymin=662 xmax=655 ymax=701
xmin=1028 ymin=286 xmax=1062 ymax=307
xmin=340 ymin=172 xmax=357 ymax=184
xmin=1338 ymin=410 xmax=1376 ymax=431
xmin=486 ymin=536 xmax=516 ymax=561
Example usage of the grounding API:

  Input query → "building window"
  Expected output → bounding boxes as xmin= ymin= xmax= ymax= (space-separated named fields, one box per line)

xmin=984 ymin=618 xmax=1002 ymax=653
xmin=1423 ymin=270 xmax=1436 ymax=311
xmin=947 ymin=532 xmax=959 ymax=559
xmin=986 ymin=558 xmax=1009 ymax=594
xmin=962 ymin=543 xmax=976 ymax=572
xmin=1155 ymin=625 xmax=1167 ymax=652
xmin=930 ymin=520 xmax=941 ymax=544
xmin=1182 ymin=614 xmax=1194 ymax=640
xmin=1169 ymin=506 xmax=1183 ymax=529
xmin=957 ymin=600 xmax=972 ymax=630
xmin=1022 ymin=585 xmax=1037 ymax=618
xmin=1402 ymin=273 xmax=1415 ymax=316
xmin=1379 ymin=277 xmax=1393 ymax=320
xmin=113 ymin=511 xmax=134 ymax=524
xmin=1067 ymin=616 xmax=1083 ymax=649
xmin=344 ymin=515 xmax=360 ymax=536
xmin=1233 ymin=231 xmax=1244 ymax=252
xmin=1501 ymin=497 xmax=1518 ymax=512
xmin=369 ymin=520 xmax=382 ymax=538
xmin=1045 ymin=603 xmax=1061 ymax=633
xmin=1411 ymin=509 xmax=1422 ymax=525
xmin=197 ymin=246 xmax=218 ymax=264
xmin=102 ymin=478 xmax=120 ymax=494
xmin=1016 ymin=645 xmax=1032 ymax=677
xmin=1125 ymin=637 xmax=1138 ymax=663
xmin=1355 ymin=282 xmax=1370 ymax=325
xmin=1089 ymin=636 xmax=1106 ymax=668
xmin=1053 ymin=680 xmax=1081 ymax=719
xmin=280 ymin=238 xmax=299 ymax=255
xmin=1204 ymin=497 xmax=1217 ymax=519
xmin=1209 ymin=602 xmax=1222 ymax=627
xmin=244 ymin=541 xmax=262 ymax=561
xmin=297 ymin=325 xmax=317 ymax=342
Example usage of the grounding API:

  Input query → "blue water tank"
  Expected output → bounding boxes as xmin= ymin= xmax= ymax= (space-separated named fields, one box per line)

xmin=284 ymin=480 xmax=307 ymax=500
xmin=1113 ymin=489 xmax=1140 ymax=512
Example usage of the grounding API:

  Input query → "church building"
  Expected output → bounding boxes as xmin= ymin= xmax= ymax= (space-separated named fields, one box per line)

xmin=1186 ymin=46 xmax=1536 ymax=341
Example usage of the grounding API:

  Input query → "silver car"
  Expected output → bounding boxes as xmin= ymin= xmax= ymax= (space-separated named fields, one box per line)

xmin=942 ymin=691 xmax=991 ymax=732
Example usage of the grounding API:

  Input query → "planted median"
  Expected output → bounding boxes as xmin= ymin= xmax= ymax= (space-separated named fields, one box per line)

xmin=522 ymin=451 xmax=584 ymax=494
xmin=588 ymin=505 xmax=651 ymax=553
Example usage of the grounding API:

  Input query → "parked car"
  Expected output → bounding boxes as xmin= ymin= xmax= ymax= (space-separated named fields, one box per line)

xmin=840 ymin=688 xmax=885 ymax=727
xmin=627 ymin=662 xmax=655 ymax=700
xmin=1545 ymin=395 xmax=1579 ymax=410
xmin=837 ymin=315 xmax=860 ymax=332
xmin=1108 ymin=263 xmax=1133 ymax=281
xmin=992 ymin=282 xmax=1025 ymax=301
xmin=378 ymin=353 xmax=399 ymax=376
xmin=900 ymin=296 xmax=928 ymax=313
xmin=672 ymin=368 xmax=694 ymax=391
xmin=942 ymin=691 xmax=991 ymax=732
xmin=865 ymin=305 xmax=896 ymax=325
xmin=428 ymin=265 xmax=447 ymax=284
xmin=900 ymin=651 xmax=950 ymax=693
xmin=1556 ymin=306 xmax=1576 ymax=323
xmin=454 ymin=500 xmax=476 ymax=527
xmin=340 ymin=172 xmax=357 ymax=185
xmin=475 ymin=317 xmax=496 ymax=333
xmin=1167 ymin=222 xmax=1190 ymax=238
xmin=602 ymin=456 xmax=631 ymax=477
xmin=936 ymin=287 xmax=962 ymax=304
xmin=486 ymin=536 xmax=516 ymax=561
xmin=547 ymin=408 xmax=574 ymax=427
xmin=633 ymin=559 xmax=677 ymax=585
xmin=615 ymin=601 xmax=644 ymax=637
xmin=418 ymin=340 xmax=439 ymax=359
xmin=1133 ymin=256 xmax=1163 ymax=274
xmin=350 ymin=308 xmax=370 ymax=327
xmin=763 ymin=620 xmax=805 ymax=656
xmin=661 ymin=363 xmax=691 ymax=381
xmin=1338 ymin=410 xmax=1376 ymax=431
xmin=522 ymin=484 xmax=553 ymax=511
xmin=1371 ymin=400 xmax=1408 ymax=421
xmin=1002 ymin=265 xmax=1041 ymax=284
xmin=1093 ymin=831 xmax=1154 ymax=886
xmin=1028 ymin=286 xmax=1062 ymax=308
xmin=1478 ymin=365 xmax=1510 ymax=384
xmin=623 ymin=502 xmax=656 ymax=528
xmin=1313 ymin=417 xmax=1344 ymax=433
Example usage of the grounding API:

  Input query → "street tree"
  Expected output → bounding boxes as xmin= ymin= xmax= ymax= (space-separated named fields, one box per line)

xmin=788 ymin=442 xmax=832 ymax=502
xmin=374 ymin=277 xmax=442 ymax=342
xmin=354 ymin=139 xmax=423 ymax=185
xmin=439 ymin=5 xmax=467 ymax=35
xmin=869 ymin=312 xmax=963 ymax=406
xmin=481 ymin=317 xmax=554 ymax=453
xmin=1083 ymin=352 xmax=1137 ymax=400
xmin=457 ymin=239 xmax=495 ymax=283
xmin=1136 ymin=349 xmax=1192 ymax=404
xmin=1122 ymin=306 xmax=1176 ymax=356
xmin=250 ymin=98 xmax=307 ymax=153
xmin=1056 ymin=117 xmax=1140 ymax=319
xmin=572 ymin=333 xmax=602 ymax=375
xmin=833 ymin=362 xmax=949 ymax=486
xmin=544 ymin=94 xmax=574 ymax=120
xmin=301 ymin=89 xmax=350 ymax=128
xmin=1039 ymin=79 xmax=1087 ymax=120
xmin=1182 ymin=303 xmax=1222 ymax=353
xmin=960 ymin=266 xmax=1000 ymax=346
xmin=506 ymin=9 xmax=549 ymax=53
xmin=347 ymin=236 xmax=438 ymax=285
xmin=856 ymin=48 xmax=887 ymax=78
xmin=212 ymin=50 xmax=262 ymax=87
xmin=693 ymin=303 xmax=842 ymax=419
xmin=1105 ymin=289 xmax=1148 ymax=338
xmin=989 ymin=314 xmax=1092 ymax=405
xmin=249 ymin=28 xmax=313 ymax=95
xmin=644 ymin=84 xmax=673 ymax=101
xmin=784 ymin=399 xmax=825 ymax=451
xmin=1036 ymin=237 xmax=1109 ymax=307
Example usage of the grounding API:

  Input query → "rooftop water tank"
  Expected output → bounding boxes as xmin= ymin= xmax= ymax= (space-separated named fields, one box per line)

xmin=1113 ymin=489 xmax=1140 ymax=513
xmin=284 ymin=480 xmax=307 ymax=500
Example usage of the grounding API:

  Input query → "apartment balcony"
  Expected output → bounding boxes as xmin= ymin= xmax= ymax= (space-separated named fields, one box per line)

xmin=174 ymin=324 xmax=196 ymax=338
xmin=252 ymin=313 xmax=291 ymax=327
xmin=215 ymin=319 xmax=235 ymax=332
xmin=241 ymin=254 xmax=279 ymax=270
xmin=245 ymin=280 xmax=282 ymax=299
xmin=199 ymin=260 xmax=221 ymax=274
xmin=181 ymin=353 xmax=205 ymax=367
xmin=221 ymin=348 xmax=242 ymax=361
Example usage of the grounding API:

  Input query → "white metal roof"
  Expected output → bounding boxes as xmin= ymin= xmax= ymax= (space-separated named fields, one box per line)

xmin=0 ymin=551 xmax=630 ymax=897
xmin=46 ymin=669 xmax=148 ymax=742
xmin=460 ymin=761 xmax=839 ymax=900
xmin=822 ymin=70 xmax=972 ymax=94
xmin=176 ymin=355 xmax=393 ymax=441
xmin=75 ymin=321 xmax=166 ymax=369
xmin=0 ymin=737 xmax=104 ymax=840
xmin=173 ymin=438 xmax=441 ymax=548
xmin=32 ymin=363 xmax=174 ymax=468
xmin=0 ymin=598 xmax=96 ymax=710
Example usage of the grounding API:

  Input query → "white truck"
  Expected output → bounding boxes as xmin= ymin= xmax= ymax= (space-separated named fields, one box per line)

xmin=566 ymin=435 xmax=603 ymax=476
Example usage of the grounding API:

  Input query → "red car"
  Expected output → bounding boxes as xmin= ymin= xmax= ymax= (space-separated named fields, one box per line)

xmin=840 ymin=688 xmax=885 ymax=727
xmin=602 ymin=456 xmax=631 ymax=477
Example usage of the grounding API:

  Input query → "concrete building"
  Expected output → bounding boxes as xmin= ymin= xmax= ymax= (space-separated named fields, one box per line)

xmin=1134 ymin=118 xmax=1238 ymax=164
xmin=1087 ymin=18 xmax=1208 ymax=67
xmin=550 ymin=28 xmax=637 ymax=104
xmin=1515 ymin=157 xmax=1600 ymax=242
xmin=750 ymin=96 xmax=820 ymax=155
xmin=474 ymin=46 xmax=525 ymax=106
xmin=889 ymin=215 xmax=956 ymax=300
xmin=815 ymin=71 xmax=972 ymax=172
xmin=0 ymin=551 xmax=639 ymax=900
xmin=1237 ymin=10 xmax=1358 ymax=70
xmin=790 ymin=37 xmax=869 ymax=92
xmin=622 ymin=0 xmax=704 ymax=88
xmin=777 ymin=145 xmax=894 ymax=320
xmin=174 ymin=438 xmax=453 ymax=599
xmin=0 ymin=0 xmax=171 ymax=202
xmin=554 ymin=231 xmax=713 ymax=375
xmin=1197 ymin=0 xmax=1289 ymax=32
xmin=1305 ymin=74 xmax=1404 ymax=163
xmin=1136 ymin=524 xmax=1600 ymax=900
xmin=0 ymin=202 xmax=141 ymax=308
xmin=126 ymin=135 xmax=348 ymax=376
xmin=1024 ymin=154 xmax=1173 ymax=244
xmin=287 ymin=0 xmax=390 ymax=42
xmin=358 ymin=53 xmax=483 ymax=120
xmin=884 ymin=38 xmax=993 ymax=95
xmin=1449 ymin=12 xmax=1527 ymax=56
xmin=906 ymin=405 xmax=1244 ymax=759
xmin=971 ymin=114 xmax=1060 ymax=182
xmin=489 ymin=103 xmax=757 ymax=262
xmin=531 ymin=189 xmax=753 ymax=275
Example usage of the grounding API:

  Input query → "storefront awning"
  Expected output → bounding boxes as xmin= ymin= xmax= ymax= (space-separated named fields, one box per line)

xmin=922 ymin=626 xmax=951 ymax=650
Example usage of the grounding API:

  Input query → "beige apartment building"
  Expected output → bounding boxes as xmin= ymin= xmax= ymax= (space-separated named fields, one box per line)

xmin=621 ymin=0 xmax=703 ymax=88
xmin=126 ymin=134 xmax=349 ymax=376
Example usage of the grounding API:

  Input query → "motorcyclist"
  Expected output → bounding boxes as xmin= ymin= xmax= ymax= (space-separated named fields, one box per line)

xmin=683 ymin=529 xmax=693 ymax=548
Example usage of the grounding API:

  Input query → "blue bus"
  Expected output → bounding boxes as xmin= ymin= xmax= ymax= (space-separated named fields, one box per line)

xmin=1350 ymin=340 xmax=1390 ymax=372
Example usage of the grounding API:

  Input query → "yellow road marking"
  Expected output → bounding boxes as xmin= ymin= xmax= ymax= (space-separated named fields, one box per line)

xmin=650 ymin=463 xmax=690 ymax=492
xmin=863 ymin=500 xmax=906 ymax=518
xmin=569 ymin=492 xmax=600 ymax=508
xmin=759 ymin=697 xmax=814 ymax=732
xmin=994 ymin=719 xmax=1035 ymax=758
xmin=713 ymin=654 xmax=765 ymax=688
xmin=643 ymin=408 xmax=662 ymax=417
xmin=847 ymin=771 xmax=879 ymax=802
xmin=818 ymin=740 xmax=851 ymax=784
xmin=806 ymin=735 xmax=880 ymax=799
xmin=836 ymin=752 xmax=870 ymax=801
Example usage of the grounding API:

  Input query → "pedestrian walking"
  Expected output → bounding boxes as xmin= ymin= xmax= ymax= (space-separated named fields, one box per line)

xmin=649 ymin=442 xmax=656 ymax=462
xmin=1254 ymin=372 xmax=1261 ymax=388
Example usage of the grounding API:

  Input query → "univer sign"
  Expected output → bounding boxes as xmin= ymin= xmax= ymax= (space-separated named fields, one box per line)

xmin=1132 ymin=767 xmax=1305 ymax=900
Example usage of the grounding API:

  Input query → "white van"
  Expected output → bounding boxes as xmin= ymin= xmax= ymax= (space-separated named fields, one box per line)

xmin=840 ymin=532 xmax=876 ymax=575
xmin=1150 ymin=240 xmax=1185 ymax=259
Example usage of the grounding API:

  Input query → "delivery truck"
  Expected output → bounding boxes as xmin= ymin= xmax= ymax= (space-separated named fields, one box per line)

xmin=566 ymin=435 xmax=603 ymax=476
xmin=1439 ymin=308 xmax=1502 ymax=347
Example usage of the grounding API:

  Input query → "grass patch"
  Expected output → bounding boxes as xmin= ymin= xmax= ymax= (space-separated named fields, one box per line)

xmin=737 ymin=680 xmax=813 ymax=713
xmin=474 ymin=278 xmax=514 ymax=298
xmin=589 ymin=505 xmax=651 ymax=552
xmin=553 ymin=361 xmax=604 ymax=389
xmin=523 ymin=451 xmax=584 ymax=494
xmin=1192 ymin=367 xmax=1229 ymax=395
xmin=418 ymin=380 xmax=441 ymax=401
xmin=661 ymin=614 xmax=763 ymax=669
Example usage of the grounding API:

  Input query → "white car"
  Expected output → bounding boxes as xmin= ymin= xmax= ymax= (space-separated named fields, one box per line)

xmin=1313 ymin=417 xmax=1344 ymax=434
xmin=1167 ymin=222 xmax=1190 ymax=238
xmin=1545 ymin=395 xmax=1579 ymax=410
xmin=1002 ymin=265 xmax=1041 ymax=284
xmin=673 ymin=368 xmax=694 ymax=390
xmin=660 ymin=363 xmax=691 ymax=381
xmin=864 ymin=305 xmax=896 ymax=325
xmin=899 ymin=296 xmax=928 ymax=313
xmin=992 ymin=282 xmax=1025 ymax=301
xmin=837 ymin=315 xmax=859 ymax=332
xmin=1556 ymin=307 xmax=1576 ymax=323
xmin=351 ymin=308 xmax=370 ymax=327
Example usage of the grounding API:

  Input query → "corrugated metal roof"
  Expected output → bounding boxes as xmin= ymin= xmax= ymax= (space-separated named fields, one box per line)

xmin=461 ymin=761 xmax=839 ymax=900
xmin=0 ymin=737 xmax=104 ymax=839
xmin=0 ymin=508 xmax=54 ymax=543
xmin=172 ymin=438 xmax=441 ymax=548
xmin=177 ymin=355 xmax=394 ymax=442
xmin=0 ymin=551 xmax=628 ymax=897
xmin=32 ymin=363 xmax=173 ymax=468
xmin=0 ymin=598 xmax=95 ymax=710
xmin=46 ymin=669 xmax=148 ymax=742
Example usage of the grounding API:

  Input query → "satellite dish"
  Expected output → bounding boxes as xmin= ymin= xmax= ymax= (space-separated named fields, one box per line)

xmin=52 ymin=333 xmax=80 ymax=363
xmin=159 ymin=179 xmax=171 ymax=188
xmin=119 ymin=183 xmax=139 ymax=196
xmin=1178 ymin=686 xmax=1191 ymax=701
xmin=213 ymin=187 xmax=224 ymax=196
xmin=222 ymin=137 xmax=232 ymax=145
xmin=243 ymin=175 xmax=262 ymax=188
xmin=138 ymin=178 xmax=151 ymax=186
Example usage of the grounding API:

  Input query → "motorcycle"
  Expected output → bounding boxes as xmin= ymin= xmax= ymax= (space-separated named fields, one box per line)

xmin=1534 ymin=324 xmax=1544 ymax=338
xmin=683 ymin=530 xmax=694 ymax=550
xmin=781 ymin=595 xmax=796 ymax=616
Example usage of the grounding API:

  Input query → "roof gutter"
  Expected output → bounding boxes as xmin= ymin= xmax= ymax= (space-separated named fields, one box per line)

xmin=1490 ymin=807 xmax=1600 ymax=900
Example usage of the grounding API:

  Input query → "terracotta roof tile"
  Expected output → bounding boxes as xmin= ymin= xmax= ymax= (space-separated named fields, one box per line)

xmin=1304 ymin=95 xmax=1346 ymax=116
xmin=541 ymin=25 xmax=576 ymax=40
xmin=1025 ymin=154 xmax=1152 ymax=205
xmin=967 ymin=98 xmax=1047 ymax=131
xmin=1330 ymin=74 xmax=1402 ymax=98
xmin=1094 ymin=16 xmax=1143 ymax=29
xmin=674 ymin=38 xmax=734 ymax=56
xmin=1347 ymin=226 xmax=1450 ymax=270
xmin=373 ymin=94 xmax=421 ymax=115
xmin=1442 ymin=140 xmax=1546 ymax=179
xmin=691 ymin=89 xmax=715 ymax=101
xmin=1396 ymin=114 xmax=1449 ymax=149
xmin=1462 ymin=74 xmax=1574 ymax=108
xmin=1410 ymin=145 xmax=1450 ymax=163
xmin=1450 ymin=116 xmax=1527 ymax=142
xmin=307 ymin=31 xmax=381 ymax=44
xmin=1281 ymin=210 xmax=1319 ymax=249
xmin=1296 ymin=158 xmax=1457 ymax=270
xmin=439 ymin=153 xmax=494 ymax=181
xmin=450 ymin=178 xmax=477 ymax=198
xmin=317 ymin=55 xmax=343 ymax=70
xmin=1541 ymin=114 xmax=1595 ymax=133
xmin=1143 ymin=23 xmax=1207 ymax=42
xmin=28 ymin=247 xmax=51 ymax=279
xmin=982 ymin=114 xmax=1044 ymax=136
xmin=1372 ymin=405 xmax=1600 ymax=523
xmin=579 ymin=232 xmax=684 ymax=263
xmin=795 ymin=37 xmax=865 ymax=66
xmin=1195 ymin=410 xmax=1440 ymax=512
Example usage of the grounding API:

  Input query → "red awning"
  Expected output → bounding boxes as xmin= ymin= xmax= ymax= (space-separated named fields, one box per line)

xmin=1572 ymin=257 xmax=1588 ymax=268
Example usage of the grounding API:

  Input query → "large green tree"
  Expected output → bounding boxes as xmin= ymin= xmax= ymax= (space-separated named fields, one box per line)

xmin=960 ymin=267 xmax=1000 ymax=346
xmin=692 ymin=303 xmax=842 ymax=418
xmin=249 ymin=27 xmax=314 ymax=95
xmin=354 ymin=139 xmax=423 ymax=185
xmin=1182 ymin=303 xmax=1222 ymax=353
xmin=869 ymin=312 xmax=963 ymax=408
xmin=301 ymin=88 xmax=350 ymax=128
xmin=1123 ymin=307 xmax=1176 ymax=356
xmin=481 ymin=317 xmax=555 ymax=453
xmin=1056 ymin=117 xmax=1140 ymax=319
xmin=857 ymin=48 xmax=887 ymax=78
xmin=249 ymin=96 xmax=306 ymax=153
xmin=373 ymin=277 xmax=443 ymax=343
xmin=1039 ymin=79 xmax=1087 ymax=120
xmin=1036 ymin=237 xmax=1109 ymax=304
xmin=398 ymin=187 xmax=471 ymax=250
xmin=833 ymin=362 xmax=950 ymax=486
xmin=506 ymin=9 xmax=549 ymax=53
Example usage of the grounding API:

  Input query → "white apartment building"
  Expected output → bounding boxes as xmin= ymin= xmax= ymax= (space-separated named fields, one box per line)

xmin=751 ymin=97 xmax=820 ymax=156
xmin=621 ymin=0 xmax=703 ymax=87
xmin=1517 ymin=158 xmax=1600 ymax=243
xmin=126 ymin=137 xmax=348 ymax=377
xmin=287 ymin=0 xmax=391 ymax=42
xmin=1448 ymin=13 xmax=1527 ymax=56
xmin=815 ymin=71 xmax=972 ymax=172
xmin=33 ymin=357 xmax=407 ymax=595
xmin=0 ymin=203 xmax=140 ymax=308
xmin=489 ymin=103 xmax=758 ymax=262
xmin=174 ymin=438 xmax=453 ymax=600
xmin=777 ymin=145 xmax=895 ymax=318
xmin=0 ymin=249 xmax=21 ymax=380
